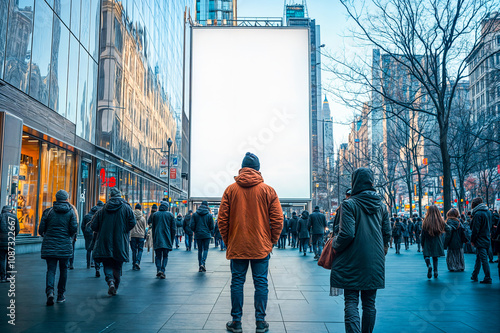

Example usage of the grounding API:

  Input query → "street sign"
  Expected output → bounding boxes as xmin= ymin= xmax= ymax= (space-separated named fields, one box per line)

xmin=170 ymin=168 xmax=177 ymax=179
xmin=172 ymin=157 xmax=178 ymax=166
xmin=160 ymin=169 xmax=168 ymax=177
xmin=160 ymin=158 xmax=168 ymax=167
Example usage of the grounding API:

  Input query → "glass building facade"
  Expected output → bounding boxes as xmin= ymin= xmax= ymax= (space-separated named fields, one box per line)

xmin=0 ymin=0 xmax=191 ymax=241
xmin=195 ymin=0 xmax=236 ymax=26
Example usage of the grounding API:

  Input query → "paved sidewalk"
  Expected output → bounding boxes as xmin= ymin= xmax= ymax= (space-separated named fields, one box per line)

xmin=0 ymin=242 xmax=499 ymax=333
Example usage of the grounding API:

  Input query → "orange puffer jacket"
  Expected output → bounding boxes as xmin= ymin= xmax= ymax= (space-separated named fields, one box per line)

xmin=218 ymin=168 xmax=283 ymax=259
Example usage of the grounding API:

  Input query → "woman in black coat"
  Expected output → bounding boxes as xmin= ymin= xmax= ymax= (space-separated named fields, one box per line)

xmin=421 ymin=205 xmax=445 ymax=279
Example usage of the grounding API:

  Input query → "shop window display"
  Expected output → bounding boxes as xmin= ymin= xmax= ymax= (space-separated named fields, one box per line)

xmin=18 ymin=136 xmax=40 ymax=235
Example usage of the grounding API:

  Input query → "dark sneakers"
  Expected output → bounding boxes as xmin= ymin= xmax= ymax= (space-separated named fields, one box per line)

xmin=57 ymin=295 xmax=66 ymax=303
xmin=108 ymin=282 xmax=117 ymax=296
xmin=427 ymin=266 xmax=432 ymax=279
xmin=256 ymin=321 xmax=269 ymax=333
xmin=95 ymin=270 xmax=100 ymax=278
xmin=46 ymin=292 xmax=55 ymax=306
xmin=471 ymin=275 xmax=478 ymax=282
xmin=226 ymin=321 xmax=242 ymax=333
xmin=480 ymin=278 xmax=492 ymax=284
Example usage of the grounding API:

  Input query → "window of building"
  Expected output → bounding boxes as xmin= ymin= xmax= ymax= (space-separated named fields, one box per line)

xmin=49 ymin=17 xmax=70 ymax=116
xmin=18 ymin=135 xmax=40 ymax=235
xmin=71 ymin=0 xmax=81 ymax=39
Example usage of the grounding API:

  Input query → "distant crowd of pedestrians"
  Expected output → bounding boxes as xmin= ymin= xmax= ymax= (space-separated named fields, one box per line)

xmin=1 ymin=155 xmax=499 ymax=333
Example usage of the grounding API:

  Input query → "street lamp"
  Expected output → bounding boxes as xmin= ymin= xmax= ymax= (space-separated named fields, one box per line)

xmin=167 ymin=138 xmax=172 ymax=211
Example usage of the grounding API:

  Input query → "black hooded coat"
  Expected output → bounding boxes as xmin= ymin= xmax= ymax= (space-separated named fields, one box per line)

xmin=39 ymin=201 xmax=78 ymax=259
xmin=191 ymin=205 xmax=214 ymax=240
xmin=330 ymin=168 xmax=391 ymax=290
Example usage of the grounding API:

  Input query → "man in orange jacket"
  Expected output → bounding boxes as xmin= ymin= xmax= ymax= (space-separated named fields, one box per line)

xmin=219 ymin=152 xmax=283 ymax=333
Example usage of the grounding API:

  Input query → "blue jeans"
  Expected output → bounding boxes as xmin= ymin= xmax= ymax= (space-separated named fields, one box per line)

xmin=300 ymin=238 xmax=309 ymax=253
xmin=230 ymin=255 xmax=270 ymax=321
xmin=344 ymin=289 xmax=377 ymax=333
xmin=155 ymin=248 xmax=170 ymax=273
xmin=291 ymin=233 xmax=297 ymax=247
xmin=130 ymin=237 xmax=145 ymax=265
xmin=472 ymin=247 xmax=491 ymax=280
xmin=45 ymin=258 xmax=69 ymax=296
xmin=102 ymin=258 xmax=123 ymax=289
xmin=185 ymin=234 xmax=193 ymax=250
xmin=312 ymin=234 xmax=323 ymax=256
xmin=197 ymin=238 xmax=210 ymax=267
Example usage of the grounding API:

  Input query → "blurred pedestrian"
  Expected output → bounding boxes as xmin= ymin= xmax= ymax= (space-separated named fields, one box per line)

xmin=297 ymin=211 xmax=310 ymax=256
xmin=414 ymin=216 xmax=423 ymax=252
xmin=288 ymin=212 xmax=299 ymax=248
xmin=330 ymin=168 xmax=391 ymax=333
xmin=392 ymin=218 xmax=405 ymax=254
xmin=421 ymin=205 xmax=445 ymax=279
xmin=38 ymin=190 xmax=78 ymax=305
xmin=146 ymin=204 xmax=158 ymax=252
xmin=219 ymin=152 xmax=283 ymax=333
xmin=444 ymin=208 xmax=465 ymax=272
xmin=191 ymin=201 xmax=214 ymax=272
xmin=175 ymin=214 xmax=184 ymax=249
xmin=309 ymin=206 xmax=327 ymax=260
xmin=470 ymin=197 xmax=492 ymax=284
xmin=0 ymin=206 xmax=20 ymax=283
xmin=82 ymin=201 xmax=104 ymax=276
xmin=151 ymin=201 xmax=175 ymax=279
xmin=278 ymin=214 xmax=288 ymax=249
xmin=91 ymin=188 xmax=136 ymax=296
xmin=130 ymin=203 xmax=147 ymax=270
xmin=183 ymin=210 xmax=193 ymax=251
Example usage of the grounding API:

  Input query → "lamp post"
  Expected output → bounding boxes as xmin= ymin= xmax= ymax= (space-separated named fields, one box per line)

xmin=167 ymin=138 xmax=172 ymax=211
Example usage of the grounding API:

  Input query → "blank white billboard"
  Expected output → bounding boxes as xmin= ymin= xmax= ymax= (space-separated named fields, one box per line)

xmin=190 ymin=27 xmax=310 ymax=201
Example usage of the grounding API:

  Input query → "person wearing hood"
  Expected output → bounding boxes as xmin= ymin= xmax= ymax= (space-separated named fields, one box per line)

xmin=288 ymin=212 xmax=299 ymax=248
xmin=91 ymin=188 xmax=136 ymax=296
xmin=175 ymin=214 xmax=184 ymax=249
xmin=191 ymin=201 xmax=214 ymax=272
xmin=151 ymin=201 xmax=175 ymax=279
xmin=130 ymin=203 xmax=147 ymax=270
xmin=332 ymin=188 xmax=351 ymax=237
xmin=0 ymin=206 xmax=19 ymax=283
xmin=330 ymin=168 xmax=391 ymax=333
xmin=444 ymin=208 xmax=465 ymax=272
xmin=183 ymin=210 xmax=194 ymax=251
xmin=82 ymin=201 xmax=104 ymax=276
xmin=297 ymin=210 xmax=310 ymax=256
xmin=38 ymin=190 xmax=78 ymax=305
xmin=309 ymin=206 xmax=327 ymax=259
xmin=470 ymin=197 xmax=493 ymax=284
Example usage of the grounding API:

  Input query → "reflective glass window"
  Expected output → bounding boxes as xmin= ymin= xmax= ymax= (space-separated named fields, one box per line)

xmin=66 ymin=34 xmax=80 ymax=123
xmin=0 ymin=0 xmax=9 ymax=79
xmin=29 ymin=0 xmax=53 ymax=105
xmin=87 ymin=60 xmax=98 ymax=143
xmin=4 ymin=0 xmax=34 ymax=93
xmin=71 ymin=0 xmax=80 ymax=38
xmin=49 ymin=16 xmax=70 ymax=116
xmin=53 ymin=0 xmax=71 ymax=27
xmin=89 ymin=0 xmax=100 ymax=61
xmin=114 ymin=17 xmax=123 ymax=53
xmin=80 ymin=0 xmax=90 ymax=50
xmin=76 ymin=46 xmax=89 ymax=140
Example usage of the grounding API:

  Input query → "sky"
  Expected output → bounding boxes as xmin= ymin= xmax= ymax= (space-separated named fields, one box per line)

xmin=237 ymin=0 xmax=357 ymax=150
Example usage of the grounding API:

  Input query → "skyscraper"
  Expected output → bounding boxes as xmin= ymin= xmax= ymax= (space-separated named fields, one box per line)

xmin=195 ymin=0 xmax=237 ymax=26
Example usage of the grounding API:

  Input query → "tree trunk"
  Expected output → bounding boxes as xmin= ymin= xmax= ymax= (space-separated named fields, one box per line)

xmin=440 ymin=130 xmax=452 ymax=214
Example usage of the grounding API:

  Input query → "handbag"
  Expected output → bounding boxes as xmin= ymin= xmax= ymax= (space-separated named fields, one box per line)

xmin=318 ymin=237 xmax=336 ymax=269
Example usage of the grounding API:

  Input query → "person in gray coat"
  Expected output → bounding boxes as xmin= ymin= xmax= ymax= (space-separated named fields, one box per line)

xmin=297 ymin=211 xmax=310 ymax=256
xmin=421 ymin=205 xmax=445 ymax=279
xmin=38 ymin=190 xmax=78 ymax=305
xmin=151 ymin=201 xmax=175 ymax=279
xmin=331 ymin=168 xmax=391 ymax=333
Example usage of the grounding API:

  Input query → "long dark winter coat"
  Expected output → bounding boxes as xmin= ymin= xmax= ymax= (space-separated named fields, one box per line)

xmin=281 ymin=218 xmax=288 ymax=236
xmin=309 ymin=208 xmax=327 ymax=235
xmin=183 ymin=214 xmax=193 ymax=236
xmin=330 ymin=168 xmax=391 ymax=291
xmin=91 ymin=197 xmax=136 ymax=262
xmin=151 ymin=202 xmax=176 ymax=250
xmin=421 ymin=229 xmax=445 ymax=257
xmin=296 ymin=212 xmax=310 ymax=239
xmin=0 ymin=206 xmax=20 ymax=250
xmin=39 ymin=201 xmax=78 ymax=259
xmin=191 ymin=205 xmax=214 ymax=240
xmin=444 ymin=218 xmax=464 ymax=250
xmin=470 ymin=203 xmax=492 ymax=249
xmin=288 ymin=216 xmax=299 ymax=234
xmin=81 ymin=203 xmax=103 ymax=250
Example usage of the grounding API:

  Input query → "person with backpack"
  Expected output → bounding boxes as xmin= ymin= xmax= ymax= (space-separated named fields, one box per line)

xmin=38 ymin=190 xmax=78 ymax=305
xmin=191 ymin=201 xmax=214 ymax=272
xmin=444 ymin=208 xmax=466 ymax=272
xmin=82 ymin=201 xmax=104 ymax=276
xmin=392 ymin=218 xmax=405 ymax=254
xmin=183 ymin=210 xmax=194 ymax=251
xmin=130 ymin=203 xmax=147 ymax=270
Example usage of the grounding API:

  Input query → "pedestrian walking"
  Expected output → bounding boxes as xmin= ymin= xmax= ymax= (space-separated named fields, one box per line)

xmin=175 ymin=214 xmax=184 ymax=249
xmin=183 ymin=210 xmax=193 ymax=251
xmin=444 ymin=208 xmax=465 ymax=272
xmin=91 ymin=188 xmax=136 ymax=296
xmin=403 ymin=219 xmax=410 ymax=250
xmin=151 ymin=201 xmax=175 ymax=279
xmin=392 ymin=218 xmax=405 ymax=254
xmin=330 ymin=168 xmax=391 ymax=333
xmin=470 ymin=197 xmax=493 ymax=284
xmin=288 ymin=212 xmax=299 ymax=248
xmin=146 ymin=203 xmax=158 ymax=253
xmin=491 ymin=214 xmax=500 ymax=280
xmin=82 ymin=201 xmax=104 ymax=276
xmin=414 ymin=216 xmax=423 ymax=252
xmin=278 ymin=214 xmax=288 ymax=249
xmin=214 ymin=220 xmax=226 ymax=251
xmin=130 ymin=203 xmax=147 ymax=270
xmin=408 ymin=218 xmax=415 ymax=245
xmin=191 ymin=201 xmax=214 ymax=272
xmin=309 ymin=206 xmax=327 ymax=260
xmin=0 ymin=206 xmax=20 ymax=283
xmin=38 ymin=190 xmax=78 ymax=305
xmin=218 ymin=152 xmax=283 ymax=333
xmin=421 ymin=205 xmax=445 ymax=279
xmin=297 ymin=211 xmax=310 ymax=256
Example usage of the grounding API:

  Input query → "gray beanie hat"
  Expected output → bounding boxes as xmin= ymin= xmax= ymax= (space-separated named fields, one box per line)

xmin=109 ymin=187 xmax=122 ymax=198
xmin=55 ymin=190 xmax=69 ymax=201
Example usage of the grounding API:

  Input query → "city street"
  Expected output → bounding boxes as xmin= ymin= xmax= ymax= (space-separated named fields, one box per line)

xmin=1 ymin=243 xmax=499 ymax=333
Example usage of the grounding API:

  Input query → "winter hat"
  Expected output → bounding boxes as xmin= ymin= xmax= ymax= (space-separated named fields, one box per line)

xmin=109 ymin=187 xmax=122 ymax=198
xmin=97 ymin=201 xmax=104 ymax=207
xmin=201 ymin=201 xmax=208 ymax=207
xmin=314 ymin=206 xmax=320 ymax=211
xmin=292 ymin=212 xmax=297 ymax=216
xmin=241 ymin=152 xmax=260 ymax=171
xmin=55 ymin=190 xmax=69 ymax=201
xmin=152 ymin=203 xmax=158 ymax=210
xmin=135 ymin=203 xmax=141 ymax=210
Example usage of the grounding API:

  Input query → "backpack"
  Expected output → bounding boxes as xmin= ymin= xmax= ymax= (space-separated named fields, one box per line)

xmin=392 ymin=223 xmax=402 ymax=237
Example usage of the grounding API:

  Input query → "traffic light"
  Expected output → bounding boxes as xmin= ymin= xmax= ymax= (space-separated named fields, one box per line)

xmin=423 ymin=158 xmax=428 ymax=165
